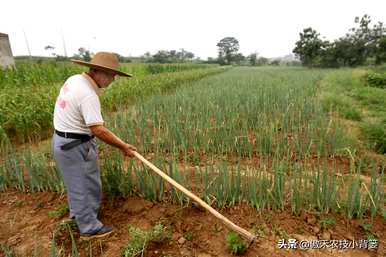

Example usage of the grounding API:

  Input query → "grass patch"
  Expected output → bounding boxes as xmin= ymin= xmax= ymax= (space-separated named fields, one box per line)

xmin=361 ymin=121 xmax=386 ymax=154
xmin=319 ymin=68 xmax=386 ymax=158
xmin=343 ymin=108 xmax=362 ymax=121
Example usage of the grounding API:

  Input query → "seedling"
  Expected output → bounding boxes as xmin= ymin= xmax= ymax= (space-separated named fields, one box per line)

xmin=184 ymin=231 xmax=194 ymax=241
xmin=319 ymin=217 xmax=335 ymax=230
xmin=122 ymin=224 xmax=168 ymax=257
xmin=225 ymin=231 xmax=246 ymax=255
xmin=48 ymin=203 xmax=69 ymax=219
xmin=360 ymin=223 xmax=378 ymax=241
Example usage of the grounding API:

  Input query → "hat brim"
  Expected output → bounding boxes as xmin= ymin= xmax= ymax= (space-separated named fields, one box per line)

xmin=71 ymin=59 xmax=132 ymax=77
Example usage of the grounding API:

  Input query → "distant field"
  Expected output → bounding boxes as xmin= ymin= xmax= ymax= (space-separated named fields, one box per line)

xmin=0 ymin=61 xmax=223 ymax=143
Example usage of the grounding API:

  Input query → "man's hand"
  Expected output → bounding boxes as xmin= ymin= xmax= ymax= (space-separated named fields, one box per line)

xmin=121 ymin=143 xmax=137 ymax=157
xmin=89 ymin=125 xmax=137 ymax=157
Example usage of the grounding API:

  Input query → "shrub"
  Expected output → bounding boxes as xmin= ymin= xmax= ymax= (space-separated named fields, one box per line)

xmin=364 ymin=72 xmax=386 ymax=89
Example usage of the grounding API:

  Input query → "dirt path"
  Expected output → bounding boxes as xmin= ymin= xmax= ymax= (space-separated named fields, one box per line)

xmin=0 ymin=191 xmax=384 ymax=257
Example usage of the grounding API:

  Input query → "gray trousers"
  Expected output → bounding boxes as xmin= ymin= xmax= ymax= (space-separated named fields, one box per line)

xmin=52 ymin=133 xmax=103 ymax=234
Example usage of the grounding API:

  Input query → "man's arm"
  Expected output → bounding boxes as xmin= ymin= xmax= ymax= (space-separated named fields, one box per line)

xmin=89 ymin=124 xmax=136 ymax=156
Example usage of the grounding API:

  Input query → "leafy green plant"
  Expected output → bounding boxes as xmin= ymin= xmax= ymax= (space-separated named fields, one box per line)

xmin=364 ymin=72 xmax=386 ymax=89
xmin=0 ymin=243 xmax=16 ymax=257
xmin=225 ymin=231 xmax=246 ymax=255
xmin=319 ymin=217 xmax=336 ymax=229
xmin=184 ymin=231 xmax=194 ymax=241
xmin=343 ymin=108 xmax=362 ymax=121
xmin=122 ymin=224 xmax=167 ymax=257
xmin=48 ymin=203 xmax=69 ymax=219
xmin=360 ymin=223 xmax=378 ymax=240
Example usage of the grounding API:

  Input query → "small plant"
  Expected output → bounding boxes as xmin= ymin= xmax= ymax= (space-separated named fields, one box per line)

xmin=225 ymin=231 xmax=246 ymax=255
xmin=319 ymin=217 xmax=336 ymax=229
xmin=360 ymin=223 xmax=378 ymax=241
xmin=122 ymin=224 xmax=167 ymax=257
xmin=184 ymin=231 xmax=194 ymax=241
xmin=48 ymin=203 xmax=69 ymax=219
xmin=14 ymin=199 xmax=24 ymax=207
xmin=272 ymin=224 xmax=289 ymax=240
xmin=0 ymin=243 xmax=16 ymax=257
xmin=343 ymin=108 xmax=362 ymax=121
xmin=251 ymin=224 xmax=269 ymax=238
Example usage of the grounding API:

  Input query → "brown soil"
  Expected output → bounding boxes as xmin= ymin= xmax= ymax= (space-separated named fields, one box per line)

xmin=0 ymin=191 xmax=384 ymax=257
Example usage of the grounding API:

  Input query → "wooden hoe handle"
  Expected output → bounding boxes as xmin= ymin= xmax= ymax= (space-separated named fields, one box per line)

xmin=133 ymin=151 xmax=257 ymax=243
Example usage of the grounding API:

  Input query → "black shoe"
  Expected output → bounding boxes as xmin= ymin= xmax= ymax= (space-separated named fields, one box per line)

xmin=80 ymin=225 xmax=114 ymax=240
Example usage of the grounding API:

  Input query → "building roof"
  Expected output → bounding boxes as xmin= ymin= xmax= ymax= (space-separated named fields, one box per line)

xmin=0 ymin=32 xmax=9 ymax=38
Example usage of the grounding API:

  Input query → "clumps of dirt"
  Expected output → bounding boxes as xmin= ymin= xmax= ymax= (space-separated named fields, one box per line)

xmin=0 ymin=191 xmax=384 ymax=257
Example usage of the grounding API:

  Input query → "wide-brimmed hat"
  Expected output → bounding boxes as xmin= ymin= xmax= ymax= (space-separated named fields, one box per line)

xmin=71 ymin=52 xmax=132 ymax=77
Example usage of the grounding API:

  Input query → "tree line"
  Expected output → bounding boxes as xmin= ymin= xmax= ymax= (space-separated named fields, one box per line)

xmin=293 ymin=15 xmax=386 ymax=67
xmin=42 ymin=14 xmax=385 ymax=67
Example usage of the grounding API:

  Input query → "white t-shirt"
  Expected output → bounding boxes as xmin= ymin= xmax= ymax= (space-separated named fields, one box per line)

xmin=54 ymin=73 xmax=104 ymax=135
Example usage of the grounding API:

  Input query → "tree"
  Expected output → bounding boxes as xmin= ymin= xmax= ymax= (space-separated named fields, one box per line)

xmin=293 ymin=28 xmax=327 ymax=67
xmin=176 ymin=48 xmax=194 ymax=62
xmin=247 ymin=53 xmax=258 ymax=66
xmin=216 ymin=37 xmax=240 ymax=65
xmin=375 ymin=36 xmax=386 ymax=64
xmin=256 ymin=57 xmax=269 ymax=66
xmin=75 ymin=47 xmax=92 ymax=61
xmin=233 ymin=53 xmax=246 ymax=65
xmin=152 ymin=50 xmax=172 ymax=63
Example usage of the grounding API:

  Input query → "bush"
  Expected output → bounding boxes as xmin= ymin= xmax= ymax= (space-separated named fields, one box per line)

xmin=364 ymin=72 xmax=386 ymax=89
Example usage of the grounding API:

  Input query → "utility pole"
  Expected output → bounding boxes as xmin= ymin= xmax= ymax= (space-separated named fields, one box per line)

xmin=61 ymin=29 xmax=68 ymax=57
xmin=22 ymin=29 xmax=32 ymax=59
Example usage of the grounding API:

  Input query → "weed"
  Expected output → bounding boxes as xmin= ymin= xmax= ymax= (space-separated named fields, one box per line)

xmin=14 ymin=199 xmax=24 ymax=207
xmin=0 ymin=243 xmax=16 ymax=257
xmin=343 ymin=108 xmax=362 ymax=121
xmin=361 ymin=122 xmax=386 ymax=154
xmin=184 ymin=231 xmax=194 ymax=241
xmin=272 ymin=225 xmax=289 ymax=240
xmin=251 ymin=223 xmax=269 ymax=238
xmin=225 ymin=231 xmax=246 ymax=255
xmin=122 ymin=224 xmax=168 ymax=257
xmin=319 ymin=217 xmax=336 ymax=229
xmin=48 ymin=203 xmax=69 ymax=219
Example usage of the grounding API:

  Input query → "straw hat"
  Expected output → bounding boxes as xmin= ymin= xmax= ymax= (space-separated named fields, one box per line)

xmin=71 ymin=52 xmax=132 ymax=77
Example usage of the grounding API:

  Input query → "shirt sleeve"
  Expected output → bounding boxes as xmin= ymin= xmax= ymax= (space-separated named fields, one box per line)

xmin=79 ymin=95 xmax=104 ymax=126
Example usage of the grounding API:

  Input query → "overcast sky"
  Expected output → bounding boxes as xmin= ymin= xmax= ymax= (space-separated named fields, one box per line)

xmin=1 ymin=0 xmax=385 ymax=59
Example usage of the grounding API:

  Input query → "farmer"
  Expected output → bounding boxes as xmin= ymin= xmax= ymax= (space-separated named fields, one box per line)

xmin=52 ymin=52 xmax=136 ymax=240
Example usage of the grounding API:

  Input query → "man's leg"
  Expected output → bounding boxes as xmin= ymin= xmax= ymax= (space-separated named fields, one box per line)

xmin=53 ymin=134 xmax=103 ymax=234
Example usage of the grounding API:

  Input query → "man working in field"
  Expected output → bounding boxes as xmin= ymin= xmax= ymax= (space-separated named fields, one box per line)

xmin=52 ymin=52 xmax=136 ymax=240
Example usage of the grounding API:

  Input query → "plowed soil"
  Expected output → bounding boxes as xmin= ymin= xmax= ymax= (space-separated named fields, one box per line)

xmin=0 ymin=191 xmax=385 ymax=257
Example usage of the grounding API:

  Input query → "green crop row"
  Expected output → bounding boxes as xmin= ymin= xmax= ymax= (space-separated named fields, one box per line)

xmin=0 ymin=149 xmax=384 ymax=219
xmin=110 ymin=67 xmax=350 ymax=160
xmin=0 ymin=64 xmax=224 ymax=144
xmin=0 ymin=60 xmax=217 ymax=89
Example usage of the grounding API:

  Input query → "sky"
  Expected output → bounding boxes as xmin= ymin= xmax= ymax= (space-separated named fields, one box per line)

xmin=1 ymin=0 xmax=385 ymax=59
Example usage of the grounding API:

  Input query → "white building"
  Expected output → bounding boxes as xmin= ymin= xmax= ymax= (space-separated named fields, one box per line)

xmin=0 ymin=33 xmax=15 ymax=69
